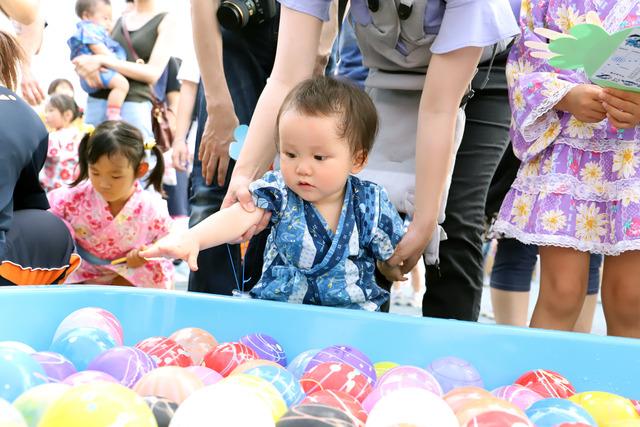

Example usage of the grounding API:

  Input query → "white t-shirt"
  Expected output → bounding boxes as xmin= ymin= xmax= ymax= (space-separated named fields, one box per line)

xmin=176 ymin=41 xmax=200 ymax=84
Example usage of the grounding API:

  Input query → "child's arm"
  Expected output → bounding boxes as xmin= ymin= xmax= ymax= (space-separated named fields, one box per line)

xmin=139 ymin=203 xmax=264 ymax=271
xmin=88 ymin=43 xmax=116 ymax=57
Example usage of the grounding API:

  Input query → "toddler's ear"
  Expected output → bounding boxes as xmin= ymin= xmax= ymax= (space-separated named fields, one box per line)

xmin=351 ymin=150 xmax=368 ymax=174
xmin=136 ymin=162 xmax=149 ymax=178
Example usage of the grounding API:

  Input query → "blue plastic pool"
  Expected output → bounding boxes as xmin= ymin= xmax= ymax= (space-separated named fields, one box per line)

xmin=0 ymin=285 xmax=638 ymax=398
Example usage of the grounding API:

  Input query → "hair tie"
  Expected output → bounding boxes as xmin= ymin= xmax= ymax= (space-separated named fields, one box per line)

xmin=144 ymin=139 xmax=157 ymax=150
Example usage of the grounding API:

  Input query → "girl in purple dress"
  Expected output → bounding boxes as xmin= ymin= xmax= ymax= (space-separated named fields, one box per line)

xmin=493 ymin=0 xmax=640 ymax=338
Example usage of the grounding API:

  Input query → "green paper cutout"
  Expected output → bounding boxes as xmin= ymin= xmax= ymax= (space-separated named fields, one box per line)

xmin=547 ymin=23 xmax=640 ymax=92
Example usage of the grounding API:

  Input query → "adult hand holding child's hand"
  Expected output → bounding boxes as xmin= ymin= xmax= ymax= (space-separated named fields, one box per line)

xmin=126 ymin=249 xmax=147 ymax=269
xmin=139 ymin=235 xmax=200 ymax=272
xmin=222 ymin=173 xmax=271 ymax=243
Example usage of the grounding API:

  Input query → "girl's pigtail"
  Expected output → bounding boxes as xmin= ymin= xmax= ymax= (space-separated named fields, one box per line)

xmin=70 ymin=132 xmax=92 ymax=187
xmin=145 ymin=144 xmax=165 ymax=194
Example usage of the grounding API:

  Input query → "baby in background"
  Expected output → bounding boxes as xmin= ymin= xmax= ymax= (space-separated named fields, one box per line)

xmin=68 ymin=0 xmax=129 ymax=120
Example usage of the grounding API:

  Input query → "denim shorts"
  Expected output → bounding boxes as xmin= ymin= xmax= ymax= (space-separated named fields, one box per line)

xmin=80 ymin=69 xmax=118 ymax=95
xmin=490 ymin=239 xmax=602 ymax=295
xmin=84 ymin=96 xmax=153 ymax=139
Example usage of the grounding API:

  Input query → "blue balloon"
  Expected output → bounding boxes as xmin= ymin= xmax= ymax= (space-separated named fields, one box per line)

xmin=526 ymin=398 xmax=597 ymax=427
xmin=49 ymin=327 xmax=116 ymax=371
xmin=245 ymin=365 xmax=305 ymax=407
xmin=287 ymin=349 xmax=320 ymax=380
xmin=0 ymin=348 xmax=47 ymax=402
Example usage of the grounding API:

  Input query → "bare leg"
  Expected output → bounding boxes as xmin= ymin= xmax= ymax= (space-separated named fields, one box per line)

xmin=601 ymin=251 xmax=640 ymax=338
xmin=490 ymin=288 xmax=530 ymax=327
xmin=573 ymin=293 xmax=597 ymax=333
xmin=530 ymin=246 xmax=590 ymax=331
xmin=110 ymin=275 xmax=134 ymax=287
xmin=106 ymin=73 xmax=129 ymax=120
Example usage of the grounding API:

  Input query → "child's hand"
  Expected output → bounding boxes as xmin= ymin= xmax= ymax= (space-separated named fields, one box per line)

xmin=377 ymin=260 xmax=406 ymax=283
xmin=555 ymin=84 xmax=607 ymax=123
xmin=600 ymin=88 xmax=640 ymax=129
xmin=126 ymin=249 xmax=147 ymax=269
xmin=139 ymin=234 xmax=200 ymax=271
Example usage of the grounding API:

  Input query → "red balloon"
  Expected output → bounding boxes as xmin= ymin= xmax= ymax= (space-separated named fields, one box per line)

xmin=302 ymin=390 xmax=367 ymax=425
xmin=300 ymin=361 xmax=373 ymax=403
xmin=462 ymin=410 xmax=533 ymax=427
xmin=134 ymin=336 xmax=193 ymax=367
xmin=203 ymin=342 xmax=258 ymax=377
xmin=514 ymin=369 xmax=575 ymax=398
xmin=632 ymin=399 xmax=640 ymax=416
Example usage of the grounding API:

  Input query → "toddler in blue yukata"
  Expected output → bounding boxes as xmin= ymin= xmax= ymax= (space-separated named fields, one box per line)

xmin=143 ymin=76 xmax=406 ymax=310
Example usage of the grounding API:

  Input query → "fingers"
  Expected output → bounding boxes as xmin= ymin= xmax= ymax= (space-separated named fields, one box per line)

xmin=254 ymin=211 xmax=271 ymax=234
xmin=236 ymin=186 xmax=256 ymax=212
xmin=386 ymin=252 xmax=403 ymax=268
xmin=603 ymin=87 xmax=640 ymax=102
xmin=234 ymin=225 xmax=256 ymax=244
xmin=603 ymin=103 xmax=636 ymax=128
xmin=216 ymin=155 xmax=229 ymax=187
xmin=187 ymin=253 xmax=199 ymax=271
xmin=138 ymin=245 xmax=160 ymax=259
xmin=204 ymin=154 xmax=217 ymax=186
xmin=400 ymin=253 xmax=421 ymax=275
xmin=600 ymin=91 xmax=637 ymax=113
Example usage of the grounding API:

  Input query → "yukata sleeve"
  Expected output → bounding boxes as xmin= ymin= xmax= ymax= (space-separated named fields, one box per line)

xmin=507 ymin=1 xmax=586 ymax=162
xmin=249 ymin=171 xmax=288 ymax=224
xmin=47 ymin=187 xmax=76 ymax=239
xmin=368 ymin=185 xmax=406 ymax=261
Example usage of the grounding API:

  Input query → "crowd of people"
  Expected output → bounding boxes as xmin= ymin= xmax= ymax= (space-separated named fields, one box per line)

xmin=1 ymin=0 xmax=639 ymax=340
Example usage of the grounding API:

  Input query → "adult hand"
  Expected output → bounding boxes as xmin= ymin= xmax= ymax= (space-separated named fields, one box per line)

xmin=600 ymin=87 xmax=640 ymax=129
xmin=377 ymin=260 xmax=406 ymax=283
xmin=19 ymin=64 xmax=44 ymax=105
xmin=387 ymin=220 xmax=435 ymax=275
xmin=222 ymin=173 xmax=271 ymax=243
xmin=72 ymin=54 xmax=103 ymax=89
xmin=172 ymin=139 xmax=189 ymax=172
xmin=199 ymin=103 xmax=238 ymax=186
xmin=139 ymin=234 xmax=200 ymax=271
xmin=554 ymin=84 xmax=606 ymax=123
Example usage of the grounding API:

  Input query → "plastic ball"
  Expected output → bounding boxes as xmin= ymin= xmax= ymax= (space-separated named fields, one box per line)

xmin=31 ymin=352 xmax=76 ymax=382
xmin=12 ymin=383 xmax=70 ymax=427
xmin=276 ymin=404 xmax=357 ymax=426
xmin=491 ymin=384 xmax=544 ymax=411
xmin=569 ymin=391 xmax=640 ymax=426
xmin=0 ymin=342 xmax=35 ymax=354
xmin=203 ymin=342 xmax=259 ymax=376
xmin=240 ymin=333 xmax=287 ymax=366
xmin=186 ymin=366 xmax=223 ymax=386
xmin=0 ymin=398 xmax=27 ymax=427
xmin=0 ymin=348 xmax=47 ymax=402
xmin=168 ymin=327 xmax=217 ymax=366
xmin=53 ymin=307 xmax=123 ymax=346
xmin=460 ymin=410 xmax=534 ymax=427
xmin=307 ymin=345 xmax=375 ymax=385
xmin=455 ymin=397 xmax=527 ymax=426
xmin=133 ymin=366 xmax=204 ymax=404
xmin=287 ymin=349 xmax=320 ymax=379
xmin=515 ymin=369 xmax=575 ymax=398
xmin=87 ymin=346 xmax=156 ymax=387
xmin=143 ymin=396 xmax=178 ymax=427
xmin=62 ymin=370 xmax=118 ymax=386
xmin=366 ymin=387 xmax=458 ymax=427
xmin=49 ymin=327 xmax=116 ymax=371
xmin=301 ymin=362 xmax=372 ymax=403
xmin=373 ymin=361 xmax=398 ymax=379
xmin=39 ymin=382 xmax=156 ymax=427
xmin=444 ymin=386 xmax=494 ymax=413
xmin=427 ymin=356 xmax=483 ymax=393
xmin=525 ymin=398 xmax=597 ymax=427
xmin=169 ymin=383 xmax=274 ymax=427
xmin=632 ymin=399 xmax=640 ymax=416
xmin=302 ymin=390 xmax=367 ymax=425
xmin=230 ymin=359 xmax=284 ymax=375
xmin=246 ymin=365 xmax=305 ymax=407
xmin=222 ymin=374 xmax=288 ymax=421
xmin=135 ymin=337 xmax=193 ymax=367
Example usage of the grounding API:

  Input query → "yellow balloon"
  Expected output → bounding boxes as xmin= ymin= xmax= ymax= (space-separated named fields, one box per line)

xmin=39 ymin=382 xmax=157 ymax=427
xmin=373 ymin=361 xmax=398 ymax=379
xmin=221 ymin=374 xmax=287 ymax=421
xmin=569 ymin=391 xmax=640 ymax=427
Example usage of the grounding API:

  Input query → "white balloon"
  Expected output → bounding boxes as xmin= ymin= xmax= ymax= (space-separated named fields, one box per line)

xmin=366 ymin=388 xmax=458 ymax=427
xmin=0 ymin=398 xmax=27 ymax=427
xmin=0 ymin=342 xmax=35 ymax=355
xmin=169 ymin=384 xmax=275 ymax=427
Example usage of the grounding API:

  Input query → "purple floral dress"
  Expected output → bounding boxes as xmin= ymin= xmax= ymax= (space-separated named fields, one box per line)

xmin=493 ymin=0 xmax=640 ymax=255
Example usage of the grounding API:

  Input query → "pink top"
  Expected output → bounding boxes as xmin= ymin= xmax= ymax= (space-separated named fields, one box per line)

xmin=39 ymin=127 xmax=85 ymax=192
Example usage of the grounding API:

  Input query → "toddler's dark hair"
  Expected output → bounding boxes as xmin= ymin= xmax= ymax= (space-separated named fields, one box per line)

xmin=47 ymin=94 xmax=81 ymax=122
xmin=75 ymin=0 xmax=110 ymax=19
xmin=47 ymin=78 xmax=74 ymax=96
xmin=276 ymin=76 xmax=378 ymax=164
xmin=72 ymin=120 xmax=164 ymax=193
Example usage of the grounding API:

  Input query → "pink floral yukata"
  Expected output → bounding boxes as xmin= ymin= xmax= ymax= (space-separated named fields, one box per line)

xmin=48 ymin=181 xmax=174 ymax=288
xmin=493 ymin=0 xmax=640 ymax=255
xmin=39 ymin=127 xmax=85 ymax=192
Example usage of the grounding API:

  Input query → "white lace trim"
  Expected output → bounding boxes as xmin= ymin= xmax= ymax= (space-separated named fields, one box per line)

xmin=603 ymin=0 xmax=640 ymax=32
xmin=492 ymin=220 xmax=640 ymax=256
xmin=512 ymin=173 xmax=640 ymax=202
xmin=554 ymin=136 xmax=639 ymax=153
xmin=520 ymin=82 xmax=576 ymax=143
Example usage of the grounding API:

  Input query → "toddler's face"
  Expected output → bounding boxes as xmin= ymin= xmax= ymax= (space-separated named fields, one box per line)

xmin=278 ymin=109 xmax=365 ymax=205
xmin=88 ymin=1 xmax=113 ymax=31
xmin=44 ymin=105 xmax=67 ymax=130
xmin=88 ymin=153 xmax=137 ymax=206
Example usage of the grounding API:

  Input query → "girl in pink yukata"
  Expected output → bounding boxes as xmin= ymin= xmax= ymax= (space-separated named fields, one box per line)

xmin=39 ymin=94 xmax=86 ymax=192
xmin=492 ymin=1 xmax=640 ymax=338
xmin=48 ymin=120 xmax=174 ymax=288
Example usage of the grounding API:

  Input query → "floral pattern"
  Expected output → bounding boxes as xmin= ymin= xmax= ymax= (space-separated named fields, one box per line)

xmin=493 ymin=0 xmax=640 ymax=255
xmin=48 ymin=181 xmax=174 ymax=288
xmin=39 ymin=127 xmax=85 ymax=192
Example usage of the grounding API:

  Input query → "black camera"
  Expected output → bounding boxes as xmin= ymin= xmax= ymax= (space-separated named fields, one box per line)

xmin=217 ymin=0 xmax=277 ymax=31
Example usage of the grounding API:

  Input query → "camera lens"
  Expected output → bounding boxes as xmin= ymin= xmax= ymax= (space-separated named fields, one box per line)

xmin=217 ymin=0 xmax=255 ymax=31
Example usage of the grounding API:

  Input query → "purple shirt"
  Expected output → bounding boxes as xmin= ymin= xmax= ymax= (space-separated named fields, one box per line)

xmin=279 ymin=0 xmax=519 ymax=53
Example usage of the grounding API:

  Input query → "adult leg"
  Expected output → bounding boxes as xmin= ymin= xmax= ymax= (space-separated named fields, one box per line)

xmin=423 ymin=93 xmax=511 ymax=320
xmin=531 ymin=246 xmax=590 ymax=331
xmin=601 ymin=252 xmax=640 ymax=338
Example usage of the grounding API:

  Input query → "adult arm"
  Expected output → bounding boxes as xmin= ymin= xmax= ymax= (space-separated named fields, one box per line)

xmin=0 ymin=0 xmax=38 ymax=25
xmin=171 ymin=80 xmax=197 ymax=171
xmin=16 ymin=10 xmax=44 ymax=105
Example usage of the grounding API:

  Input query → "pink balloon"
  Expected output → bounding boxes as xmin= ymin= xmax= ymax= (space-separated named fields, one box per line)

xmin=186 ymin=366 xmax=223 ymax=386
xmin=54 ymin=308 xmax=124 ymax=346
xmin=63 ymin=370 xmax=118 ymax=386
xmin=491 ymin=384 xmax=544 ymax=411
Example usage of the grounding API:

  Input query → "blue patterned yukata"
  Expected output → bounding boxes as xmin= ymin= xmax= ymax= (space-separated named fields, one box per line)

xmin=248 ymin=171 xmax=405 ymax=311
